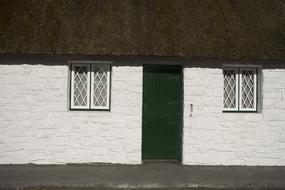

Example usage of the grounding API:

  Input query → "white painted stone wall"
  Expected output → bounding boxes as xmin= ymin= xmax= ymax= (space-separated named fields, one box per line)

xmin=183 ymin=66 xmax=285 ymax=165
xmin=0 ymin=63 xmax=142 ymax=164
xmin=1 ymin=60 xmax=285 ymax=165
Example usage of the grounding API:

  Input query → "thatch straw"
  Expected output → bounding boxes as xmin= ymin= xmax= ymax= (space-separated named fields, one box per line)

xmin=0 ymin=0 xmax=284 ymax=59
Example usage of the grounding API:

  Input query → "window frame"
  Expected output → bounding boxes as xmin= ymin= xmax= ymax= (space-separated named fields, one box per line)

xmin=70 ymin=63 xmax=91 ymax=110
xmin=90 ymin=64 xmax=111 ymax=110
xmin=223 ymin=68 xmax=239 ymax=111
xmin=239 ymin=68 xmax=257 ymax=112
xmin=223 ymin=67 xmax=258 ymax=112
xmin=69 ymin=61 xmax=111 ymax=111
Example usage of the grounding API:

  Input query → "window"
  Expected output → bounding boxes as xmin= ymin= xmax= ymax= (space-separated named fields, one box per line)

xmin=70 ymin=62 xmax=111 ymax=110
xmin=223 ymin=67 xmax=257 ymax=112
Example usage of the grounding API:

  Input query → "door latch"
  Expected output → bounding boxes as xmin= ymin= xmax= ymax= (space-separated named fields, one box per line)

xmin=190 ymin=104 xmax=193 ymax=117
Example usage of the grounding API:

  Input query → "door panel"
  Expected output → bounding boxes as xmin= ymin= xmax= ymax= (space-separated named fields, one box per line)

xmin=142 ymin=65 xmax=182 ymax=161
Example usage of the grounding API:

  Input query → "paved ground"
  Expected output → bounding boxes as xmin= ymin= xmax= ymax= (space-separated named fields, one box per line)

xmin=0 ymin=162 xmax=285 ymax=190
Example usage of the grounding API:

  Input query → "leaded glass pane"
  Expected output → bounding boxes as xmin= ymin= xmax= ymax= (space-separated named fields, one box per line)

xmin=92 ymin=66 xmax=109 ymax=107
xmin=73 ymin=66 xmax=88 ymax=106
xmin=241 ymin=70 xmax=254 ymax=109
xmin=223 ymin=70 xmax=236 ymax=109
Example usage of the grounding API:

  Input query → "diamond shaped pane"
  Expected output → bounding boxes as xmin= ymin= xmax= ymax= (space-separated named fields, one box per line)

xmin=241 ymin=70 xmax=254 ymax=108
xmin=93 ymin=67 xmax=109 ymax=107
xmin=223 ymin=70 xmax=236 ymax=108
xmin=73 ymin=66 xmax=88 ymax=106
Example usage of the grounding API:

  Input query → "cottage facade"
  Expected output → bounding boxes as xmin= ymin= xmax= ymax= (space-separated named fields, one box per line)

xmin=0 ymin=0 xmax=284 ymax=165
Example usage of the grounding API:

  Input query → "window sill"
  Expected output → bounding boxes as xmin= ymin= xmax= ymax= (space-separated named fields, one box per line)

xmin=69 ymin=108 xmax=111 ymax=112
xmin=223 ymin=110 xmax=258 ymax=113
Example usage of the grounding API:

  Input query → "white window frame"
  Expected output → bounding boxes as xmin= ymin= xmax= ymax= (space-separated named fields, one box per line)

xmin=91 ymin=64 xmax=111 ymax=110
xmin=223 ymin=68 xmax=239 ymax=111
xmin=69 ymin=61 xmax=111 ymax=110
xmin=239 ymin=68 xmax=257 ymax=111
xmin=223 ymin=67 xmax=258 ymax=112
xmin=70 ymin=63 xmax=90 ymax=110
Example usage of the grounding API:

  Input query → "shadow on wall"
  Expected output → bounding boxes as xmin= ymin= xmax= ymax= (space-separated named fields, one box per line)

xmin=0 ymin=54 xmax=284 ymax=67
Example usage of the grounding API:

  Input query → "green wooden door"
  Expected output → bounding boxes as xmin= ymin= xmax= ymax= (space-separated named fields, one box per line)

xmin=142 ymin=65 xmax=182 ymax=161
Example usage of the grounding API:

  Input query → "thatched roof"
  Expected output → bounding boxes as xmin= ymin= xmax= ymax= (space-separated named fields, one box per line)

xmin=0 ymin=0 xmax=284 ymax=59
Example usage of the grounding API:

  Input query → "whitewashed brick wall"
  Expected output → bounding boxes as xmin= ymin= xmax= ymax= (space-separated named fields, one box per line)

xmin=0 ymin=63 xmax=142 ymax=164
xmin=183 ymin=66 xmax=285 ymax=165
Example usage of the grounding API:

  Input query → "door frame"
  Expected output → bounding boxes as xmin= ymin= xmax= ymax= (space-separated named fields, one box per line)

xmin=141 ymin=64 xmax=184 ymax=163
